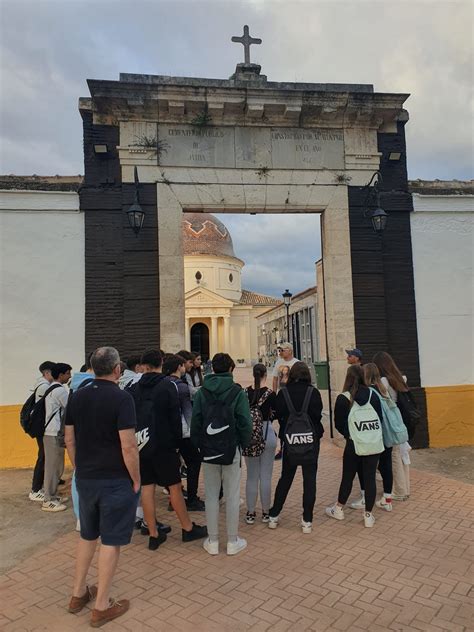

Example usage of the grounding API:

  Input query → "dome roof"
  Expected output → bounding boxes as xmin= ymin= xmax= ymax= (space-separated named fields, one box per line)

xmin=182 ymin=213 xmax=238 ymax=259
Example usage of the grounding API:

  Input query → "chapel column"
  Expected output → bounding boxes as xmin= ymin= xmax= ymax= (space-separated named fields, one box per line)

xmin=211 ymin=317 xmax=219 ymax=356
xmin=223 ymin=315 xmax=230 ymax=353
xmin=185 ymin=318 xmax=191 ymax=351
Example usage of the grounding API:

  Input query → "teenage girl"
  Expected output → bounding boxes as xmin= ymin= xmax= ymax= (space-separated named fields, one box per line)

xmin=244 ymin=364 xmax=277 ymax=524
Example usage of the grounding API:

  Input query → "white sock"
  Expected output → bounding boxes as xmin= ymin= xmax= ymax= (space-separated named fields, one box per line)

xmin=136 ymin=506 xmax=144 ymax=519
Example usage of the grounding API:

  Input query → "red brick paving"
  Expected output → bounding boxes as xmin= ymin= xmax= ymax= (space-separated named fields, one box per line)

xmin=0 ymin=440 xmax=472 ymax=631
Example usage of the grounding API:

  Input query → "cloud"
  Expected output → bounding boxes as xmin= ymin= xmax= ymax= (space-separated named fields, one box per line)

xmin=215 ymin=213 xmax=321 ymax=296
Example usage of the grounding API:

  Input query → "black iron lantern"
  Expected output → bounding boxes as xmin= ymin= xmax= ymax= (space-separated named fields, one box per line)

xmin=370 ymin=206 xmax=388 ymax=235
xmin=127 ymin=166 xmax=145 ymax=237
xmin=282 ymin=289 xmax=292 ymax=342
xmin=363 ymin=171 xmax=388 ymax=236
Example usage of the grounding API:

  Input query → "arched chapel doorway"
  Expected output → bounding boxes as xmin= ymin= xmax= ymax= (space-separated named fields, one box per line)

xmin=190 ymin=322 xmax=210 ymax=361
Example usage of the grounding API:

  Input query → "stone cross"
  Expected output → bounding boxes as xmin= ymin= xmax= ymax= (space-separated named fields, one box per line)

xmin=231 ymin=25 xmax=262 ymax=65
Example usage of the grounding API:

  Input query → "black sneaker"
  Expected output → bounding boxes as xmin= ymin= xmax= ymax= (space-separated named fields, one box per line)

xmin=182 ymin=522 xmax=208 ymax=542
xmin=58 ymin=479 xmax=66 ymax=486
xmin=148 ymin=532 xmax=167 ymax=550
xmin=245 ymin=511 xmax=256 ymax=525
xmin=186 ymin=497 xmax=205 ymax=511
xmin=140 ymin=521 xmax=172 ymax=536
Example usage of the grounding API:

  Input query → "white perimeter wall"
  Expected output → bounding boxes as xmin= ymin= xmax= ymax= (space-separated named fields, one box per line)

xmin=0 ymin=190 xmax=85 ymax=404
xmin=411 ymin=194 xmax=474 ymax=387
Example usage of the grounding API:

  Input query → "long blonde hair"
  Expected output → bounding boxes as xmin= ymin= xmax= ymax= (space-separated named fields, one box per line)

xmin=363 ymin=363 xmax=388 ymax=397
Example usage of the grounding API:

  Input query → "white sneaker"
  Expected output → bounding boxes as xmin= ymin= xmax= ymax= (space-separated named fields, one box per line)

xmin=364 ymin=512 xmax=375 ymax=528
xmin=301 ymin=520 xmax=312 ymax=534
xmin=29 ymin=490 xmax=45 ymax=502
xmin=227 ymin=537 xmax=247 ymax=555
xmin=325 ymin=504 xmax=345 ymax=521
xmin=350 ymin=496 xmax=365 ymax=510
xmin=268 ymin=516 xmax=279 ymax=529
xmin=203 ymin=538 xmax=219 ymax=555
xmin=42 ymin=499 xmax=67 ymax=512
xmin=376 ymin=497 xmax=393 ymax=512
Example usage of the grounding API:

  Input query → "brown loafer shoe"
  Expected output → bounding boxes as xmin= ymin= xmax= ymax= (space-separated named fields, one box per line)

xmin=68 ymin=585 xmax=98 ymax=613
xmin=90 ymin=598 xmax=130 ymax=628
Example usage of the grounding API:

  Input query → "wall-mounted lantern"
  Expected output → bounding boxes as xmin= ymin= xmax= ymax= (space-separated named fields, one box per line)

xmin=127 ymin=166 xmax=145 ymax=237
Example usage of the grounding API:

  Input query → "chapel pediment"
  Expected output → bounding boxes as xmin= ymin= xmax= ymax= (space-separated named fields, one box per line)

xmin=185 ymin=286 xmax=235 ymax=308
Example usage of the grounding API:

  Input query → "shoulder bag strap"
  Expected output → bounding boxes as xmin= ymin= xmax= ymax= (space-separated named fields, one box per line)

xmin=301 ymin=386 xmax=313 ymax=414
xmin=281 ymin=387 xmax=296 ymax=415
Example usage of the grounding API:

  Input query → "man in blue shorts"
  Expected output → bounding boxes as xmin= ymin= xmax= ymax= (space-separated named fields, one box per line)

xmin=65 ymin=346 xmax=139 ymax=628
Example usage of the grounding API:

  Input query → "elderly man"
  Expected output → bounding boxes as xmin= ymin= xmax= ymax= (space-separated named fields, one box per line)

xmin=271 ymin=342 xmax=299 ymax=459
xmin=65 ymin=346 xmax=140 ymax=628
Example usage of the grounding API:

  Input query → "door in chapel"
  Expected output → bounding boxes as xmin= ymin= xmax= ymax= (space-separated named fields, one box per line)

xmin=190 ymin=323 xmax=210 ymax=362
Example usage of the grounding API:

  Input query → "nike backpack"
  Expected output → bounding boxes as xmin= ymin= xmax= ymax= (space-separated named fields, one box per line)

xmin=242 ymin=388 xmax=272 ymax=458
xmin=128 ymin=382 xmax=157 ymax=460
xmin=281 ymin=386 xmax=316 ymax=465
xmin=348 ymin=391 xmax=384 ymax=456
xmin=25 ymin=383 xmax=62 ymax=439
xmin=199 ymin=384 xmax=241 ymax=465
xmin=369 ymin=388 xmax=408 ymax=448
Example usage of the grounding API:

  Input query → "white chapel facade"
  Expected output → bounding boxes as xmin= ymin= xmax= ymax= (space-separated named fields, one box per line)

xmin=183 ymin=212 xmax=280 ymax=364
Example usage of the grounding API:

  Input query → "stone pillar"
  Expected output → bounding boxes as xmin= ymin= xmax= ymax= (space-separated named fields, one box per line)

xmin=185 ymin=318 xmax=191 ymax=351
xmin=211 ymin=317 xmax=219 ymax=356
xmin=223 ymin=316 xmax=230 ymax=353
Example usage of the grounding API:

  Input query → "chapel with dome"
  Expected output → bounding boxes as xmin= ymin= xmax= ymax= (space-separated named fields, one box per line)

xmin=182 ymin=212 xmax=280 ymax=362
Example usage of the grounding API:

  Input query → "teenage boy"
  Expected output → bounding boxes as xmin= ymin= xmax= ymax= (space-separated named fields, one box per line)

xmin=154 ymin=354 xmax=207 ymax=543
xmin=128 ymin=349 xmax=171 ymax=550
xmin=191 ymin=353 xmax=252 ymax=556
xmin=65 ymin=346 xmax=140 ymax=627
xmin=42 ymin=362 xmax=72 ymax=512
xmin=29 ymin=360 xmax=56 ymax=502
xmin=118 ymin=356 xmax=142 ymax=390
xmin=164 ymin=355 xmax=205 ymax=512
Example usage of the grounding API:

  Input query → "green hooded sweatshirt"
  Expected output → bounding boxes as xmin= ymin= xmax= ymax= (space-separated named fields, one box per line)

xmin=191 ymin=373 xmax=252 ymax=449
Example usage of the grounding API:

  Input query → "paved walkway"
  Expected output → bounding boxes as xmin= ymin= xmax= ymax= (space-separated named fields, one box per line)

xmin=0 ymin=440 xmax=472 ymax=631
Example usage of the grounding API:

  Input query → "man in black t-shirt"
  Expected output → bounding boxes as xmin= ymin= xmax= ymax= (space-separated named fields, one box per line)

xmin=65 ymin=347 xmax=139 ymax=629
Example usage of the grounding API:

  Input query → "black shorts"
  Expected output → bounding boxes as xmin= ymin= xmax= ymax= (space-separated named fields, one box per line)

xmin=76 ymin=478 xmax=139 ymax=546
xmin=145 ymin=450 xmax=181 ymax=488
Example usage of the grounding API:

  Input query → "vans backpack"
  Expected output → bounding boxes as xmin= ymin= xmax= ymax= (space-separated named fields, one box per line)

xmin=242 ymin=388 xmax=272 ymax=458
xmin=25 ymin=383 xmax=62 ymax=439
xmin=369 ymin=388 xmax=408 ymax=447
xmin=199 ymin=385 xmax=241 ymax=465
xmin=348 ymin=390 xmax=384 ymax=456
xmin=282 ymin=386 xmax=316 ymax=465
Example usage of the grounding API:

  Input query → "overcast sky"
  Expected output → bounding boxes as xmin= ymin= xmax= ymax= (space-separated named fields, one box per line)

xmin=1 ymin=0 xmax=472 ymax=295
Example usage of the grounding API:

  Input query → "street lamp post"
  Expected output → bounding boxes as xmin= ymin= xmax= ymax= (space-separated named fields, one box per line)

xmin=363 ymin=171 xmax=388 ymax=236
xmin=282 ymin=289 xmax=292 ymax=342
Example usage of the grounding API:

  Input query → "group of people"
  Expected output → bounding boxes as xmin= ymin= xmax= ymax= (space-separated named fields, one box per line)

xmin=22 ymin=342 xmax=416 ymax=627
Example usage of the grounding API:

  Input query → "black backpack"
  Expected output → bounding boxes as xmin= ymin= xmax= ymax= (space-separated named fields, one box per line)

xmin=20 ymin=386 xmax=41 ymax=432
xmin=396 ymin=390 xmax=421 ymax=440
xmin=25 ymin=383 xmax=62 ymax=439
xmin=281 ymin=386 xmax=316 ymax=465
xmin=198 ymin=385 xmax=241 ymax=465
xmin=128 ymin=382 xmax=157 ymax=460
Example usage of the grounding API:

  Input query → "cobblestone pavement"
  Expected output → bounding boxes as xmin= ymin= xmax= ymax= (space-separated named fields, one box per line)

xmin=0 ymin=439 xmax=472 ymax=631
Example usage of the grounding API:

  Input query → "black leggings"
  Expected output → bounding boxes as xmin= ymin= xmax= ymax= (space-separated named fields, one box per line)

xmin=270 ymin=441 xmax=320 ymax=523
xmin=338 ymin=440 xmax=379 ymax=512
xmin=357 ymin=446 xmax=393 ymax=495
xmin=32 ymin=437 xmax=45 ymax=493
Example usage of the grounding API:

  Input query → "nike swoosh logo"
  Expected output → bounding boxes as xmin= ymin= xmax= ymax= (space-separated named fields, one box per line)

xmin=203 ymin=454 xmax=225 ymax=461
xmin=206 ymin=424 xmax=229 ymax=435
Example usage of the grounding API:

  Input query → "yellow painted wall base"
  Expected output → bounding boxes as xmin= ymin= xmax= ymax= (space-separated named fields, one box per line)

xmin=0 ymin=405 xmax=39 ymax=468
xmin=0 ymin=405 xmax=72 ymax=469
xmin=425 ymin=385 xmax=474 ymax=448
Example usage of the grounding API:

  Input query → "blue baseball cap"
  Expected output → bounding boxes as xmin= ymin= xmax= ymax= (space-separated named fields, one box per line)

xmin=345 ymin=348 xmax=363 ymax=359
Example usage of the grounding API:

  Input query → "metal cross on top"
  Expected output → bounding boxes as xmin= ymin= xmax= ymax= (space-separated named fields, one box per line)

xmin=231 ymin=25 xmax=262 ymax=65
